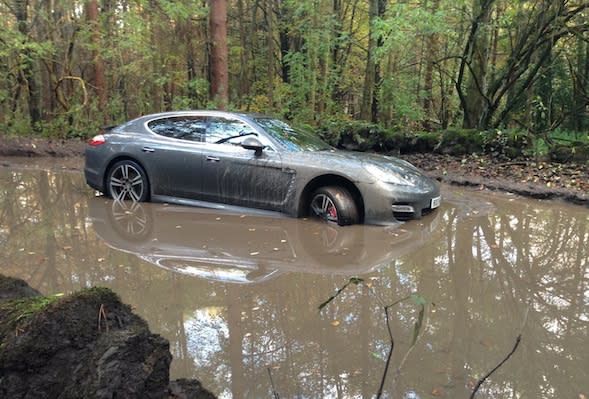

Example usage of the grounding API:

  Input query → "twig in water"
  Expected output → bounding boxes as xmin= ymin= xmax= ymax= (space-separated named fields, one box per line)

xmin=267 ymin=367 xmax=280 ymax=399
xmin=97 ymin=303 xmax=109 ymax=333
xmin=469 ymin=334 xmax=522 ymax=399
xmin=376 ymin=306 xmax=395 ymax=399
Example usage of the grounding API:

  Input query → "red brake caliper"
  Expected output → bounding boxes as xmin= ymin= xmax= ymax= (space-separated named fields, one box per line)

xmin=328 ymin=204 xmax=337 ymax=220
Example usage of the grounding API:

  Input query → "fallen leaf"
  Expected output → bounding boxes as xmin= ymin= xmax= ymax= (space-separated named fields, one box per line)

xmin=431 ymin=387 xmax=445 ymax=397
xmin=331 ymin=320 xmax=340 ymax=327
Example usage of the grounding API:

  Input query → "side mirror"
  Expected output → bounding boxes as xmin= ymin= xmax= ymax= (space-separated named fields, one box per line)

xmin=241 ymin=137 xmax=265 ymax=156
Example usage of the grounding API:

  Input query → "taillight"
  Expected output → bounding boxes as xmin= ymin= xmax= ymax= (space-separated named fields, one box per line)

xmin=88 ymin=134 xmax=106 ymax=146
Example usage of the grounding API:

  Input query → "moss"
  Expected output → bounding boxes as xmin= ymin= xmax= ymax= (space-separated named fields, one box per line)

xmin=0 ymin=294 xmax=62 ymax=344
xmin=549 ymin=142 xmax=589 ymax=163
xmin=0 ymin=287 xmax=123 ymax=345
xmin=435 ymin=128 xmax=483 ymax=155
xmin=317 ymin=121 xmax=584 ymax=162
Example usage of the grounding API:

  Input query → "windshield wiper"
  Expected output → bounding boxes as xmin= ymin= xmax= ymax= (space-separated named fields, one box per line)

xmin=214 ymin=131 xmax=258 ymax=145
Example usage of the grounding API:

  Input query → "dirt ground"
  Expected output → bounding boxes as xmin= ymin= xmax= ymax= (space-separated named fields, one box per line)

xmin=0 ymin=135 xmax=587 ymax=206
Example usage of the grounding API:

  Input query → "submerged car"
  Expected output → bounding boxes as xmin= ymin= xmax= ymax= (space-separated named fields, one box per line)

xmin=84 ymin=111 xmax=440 ymax=225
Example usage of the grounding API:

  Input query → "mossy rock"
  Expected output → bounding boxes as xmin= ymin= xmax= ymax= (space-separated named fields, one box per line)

xmin=0 ymin=275 xmax=41 ymax=302
xmin=436 ymin=128 xmax=483 ymax=155
xmin=549 ymin=141 xmax=589 ymax=163
xmin=408 ymin=132 xmax=439 ymax=153
xmin=481 ymin=129 xmax=531 ymax=159
xmin=317 ymin=120 xmax=389 ymax=151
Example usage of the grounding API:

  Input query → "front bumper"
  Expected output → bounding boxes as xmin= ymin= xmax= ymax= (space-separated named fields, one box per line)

xmin=361 ymin=180 xmax=441 ymax=225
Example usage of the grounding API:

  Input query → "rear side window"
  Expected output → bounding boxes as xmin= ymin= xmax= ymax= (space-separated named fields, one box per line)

xmin=148 ymin=116 xmax=207 ymax=142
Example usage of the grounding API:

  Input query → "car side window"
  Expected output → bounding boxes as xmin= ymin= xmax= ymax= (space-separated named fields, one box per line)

xmin=205 ymin=117 xmax=257 ymax=145
xmin=148 ymin=116 xmax=206 ymax=142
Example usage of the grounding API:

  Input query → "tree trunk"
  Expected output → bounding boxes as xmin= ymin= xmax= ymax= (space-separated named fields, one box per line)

xmin=87 ymin=0 xmax=107 ymax=115
xmin=209 ymin=0 xmax=229 ymax=109
xmin=460 ymin=0 xmax=494 ymax=129
xmin=266 ymin=0 xmax=275 ymax=107
xmin=360 ymin=0 xmax=384 ymax=122
xmin=14 ymin=0 xmax=42 ymax=127
xmin=422 ymin=0 xmax=441 ymax=131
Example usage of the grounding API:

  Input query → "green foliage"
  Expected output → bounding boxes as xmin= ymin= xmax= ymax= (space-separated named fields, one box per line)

xmin=0 ymin=0 xmax=586 ymax=161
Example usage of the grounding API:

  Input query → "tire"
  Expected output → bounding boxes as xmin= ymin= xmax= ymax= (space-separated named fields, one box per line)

xmin=309 ymin=186 xmax=360 ymax=226
xmin=106 ymin=160 xmax=149 ymax=202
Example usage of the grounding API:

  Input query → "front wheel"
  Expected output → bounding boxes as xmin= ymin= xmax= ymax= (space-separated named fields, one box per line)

xmin=309 ymin=186 xmax=359 ymax=226
xmin=107 ymin=160 xmax=149 ymax=202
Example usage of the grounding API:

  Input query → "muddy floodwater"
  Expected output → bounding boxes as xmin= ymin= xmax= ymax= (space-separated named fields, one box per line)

xmin=0 ymin=163 xmax=587 ymax=398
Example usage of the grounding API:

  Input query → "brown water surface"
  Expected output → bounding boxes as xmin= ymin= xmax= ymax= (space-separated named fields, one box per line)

xmin=0 ymin=165 xmax=587 ymax=398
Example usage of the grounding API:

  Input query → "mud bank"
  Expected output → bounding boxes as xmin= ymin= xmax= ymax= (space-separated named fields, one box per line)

xmin=0 ymin=135 xmax=586 ymax=206
xmin=0 ymin=275 xmax=216 ymax=399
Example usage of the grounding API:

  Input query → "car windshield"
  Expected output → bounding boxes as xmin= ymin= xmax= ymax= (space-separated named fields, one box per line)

xmin=254 ymin=118 xmax=332 ymax=152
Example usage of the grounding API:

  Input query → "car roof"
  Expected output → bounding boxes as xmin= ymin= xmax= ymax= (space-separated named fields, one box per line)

xmin=136 ymin=110 xmax=269 ymax=122
xmin=116 ymin=110 xmax=272 ymax=132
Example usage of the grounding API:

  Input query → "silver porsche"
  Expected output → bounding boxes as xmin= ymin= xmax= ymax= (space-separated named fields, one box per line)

xmin=84 ymin=110 xmax=441 ymax=225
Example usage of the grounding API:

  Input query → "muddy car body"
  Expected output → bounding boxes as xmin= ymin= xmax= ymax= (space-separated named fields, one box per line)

xmin=84 ymin=111 xmax=440 ymax=225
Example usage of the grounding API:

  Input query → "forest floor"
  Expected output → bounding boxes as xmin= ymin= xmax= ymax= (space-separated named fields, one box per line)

xmin=0 ymin=135 xmax=587 ymax=206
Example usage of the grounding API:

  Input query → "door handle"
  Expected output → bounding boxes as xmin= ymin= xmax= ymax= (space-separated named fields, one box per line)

xmin=142 ymin=147 xmax=155 ymax=153
xmin=206 ymin=156 xmax=220 ymax=162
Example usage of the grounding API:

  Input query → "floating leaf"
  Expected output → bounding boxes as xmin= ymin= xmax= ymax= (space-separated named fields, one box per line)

xmin=331 ymin=320 xmax=340 ymax=327
xmin=411 ymin=302 xmax=425 ymax=346
xmin=410 ymin=294 xmax=426 ymax=306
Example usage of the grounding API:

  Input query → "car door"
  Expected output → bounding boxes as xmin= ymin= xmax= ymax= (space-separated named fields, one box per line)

xmin=140 ymin=115 xmax=206 ymax=199
xmin=200 ymin=116 xmax=295 ymax=211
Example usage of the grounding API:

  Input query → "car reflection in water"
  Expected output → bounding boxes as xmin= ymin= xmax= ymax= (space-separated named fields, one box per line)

xmin=88 ymin=197 xmax=439 ymax=283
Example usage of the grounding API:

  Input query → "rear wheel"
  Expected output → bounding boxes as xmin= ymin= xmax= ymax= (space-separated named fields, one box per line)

xmin=107 ymin=160 xmax=149 ymax=202
xmin=309 ymin=186 xmax=359 ymax=226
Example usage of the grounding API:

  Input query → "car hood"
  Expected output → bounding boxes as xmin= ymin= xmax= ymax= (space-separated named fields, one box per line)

xmin=288 ymin=149 xmax=434 ymax=185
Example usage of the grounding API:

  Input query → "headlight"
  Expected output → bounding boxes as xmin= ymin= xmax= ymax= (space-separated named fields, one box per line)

xmin=363 ymin=163 xmax=415 ymax=186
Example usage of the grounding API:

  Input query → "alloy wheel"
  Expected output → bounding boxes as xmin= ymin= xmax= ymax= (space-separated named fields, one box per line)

xmin=108 ymin=163 xmax=146 ymax=202
xmin=310 ymin=193 xmax=339 ymax=223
